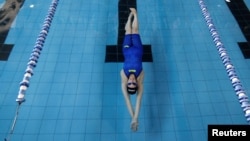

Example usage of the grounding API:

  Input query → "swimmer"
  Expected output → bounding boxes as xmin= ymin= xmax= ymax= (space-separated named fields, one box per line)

xmin=120 ymin=8 xmax=144 ymax=132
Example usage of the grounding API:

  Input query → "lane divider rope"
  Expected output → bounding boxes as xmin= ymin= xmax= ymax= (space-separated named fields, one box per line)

xmin=4 ymin=1 xmax=60 ymax=141
xmin=198 ymin=0 xmax=250 ymax=124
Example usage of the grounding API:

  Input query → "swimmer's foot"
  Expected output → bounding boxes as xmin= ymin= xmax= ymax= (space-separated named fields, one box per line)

xmin=130 ymin=8 xmax=137 ymax=14
xmin=131 ymin=120 xmax=138 ymax=132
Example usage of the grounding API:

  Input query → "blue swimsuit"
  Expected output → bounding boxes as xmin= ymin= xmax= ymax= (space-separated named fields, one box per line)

xmin=123 ymin=34 xmax=143 ymax=78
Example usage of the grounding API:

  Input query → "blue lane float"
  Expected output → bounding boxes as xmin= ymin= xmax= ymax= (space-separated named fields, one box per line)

xmin=198 ymin=0 xmax=250 ymax=124
xmin=4 ymin=1 xmax=60 ymax=141
xmin=16 ymin=0 xmax=59 ymax=104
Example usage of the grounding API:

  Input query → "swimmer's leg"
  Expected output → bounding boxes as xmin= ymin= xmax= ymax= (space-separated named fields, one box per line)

xmin=125 ymin=12 xmax=133 ymax=35
xmin=130 ymin=8 xmax=139 ymax=34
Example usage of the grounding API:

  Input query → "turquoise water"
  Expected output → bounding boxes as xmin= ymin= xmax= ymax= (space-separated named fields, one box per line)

xmin=0 ymin=0 xmax=250 ymax=141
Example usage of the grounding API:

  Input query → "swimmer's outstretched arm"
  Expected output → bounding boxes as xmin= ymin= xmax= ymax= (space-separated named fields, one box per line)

xmin=131 ymin=71 xmax=144 ymax=131
xmin=120 ymin=69 xmax=134 ymax=118
xmin=133 ymin=71 xmax=144 ymax=120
